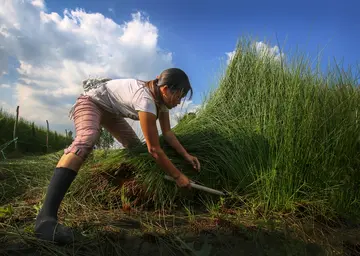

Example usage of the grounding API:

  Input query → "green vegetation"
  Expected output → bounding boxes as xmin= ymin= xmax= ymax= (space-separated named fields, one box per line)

xmin=1 ymin=37 xmax=360 ymax=255
xmin=0 ymin=108 xmax=73 ymax=156
xmin=2 ymin=151 xmax=358 ymax=255
xmin=95 ymin=127 xmax=115 ymax=150
xmin=99 ymin=38 xmax=360 ymax=222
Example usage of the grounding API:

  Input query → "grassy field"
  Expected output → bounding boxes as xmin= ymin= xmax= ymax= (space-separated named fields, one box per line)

xmin=1 ymin=38 xmax=360 ymax=255
xmin=0 ymin=108 xmax=72 ymax=157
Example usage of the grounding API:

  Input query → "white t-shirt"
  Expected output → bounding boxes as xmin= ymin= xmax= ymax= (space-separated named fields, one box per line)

xmin=83 ymin=78 xmax=169 ymax=120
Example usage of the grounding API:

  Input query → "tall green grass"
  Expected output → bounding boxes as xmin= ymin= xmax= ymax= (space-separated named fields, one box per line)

xmin=79 ymin=38 xmax=360 ymax=221
xmin=0 ymin=108 xmax=72 ymax=156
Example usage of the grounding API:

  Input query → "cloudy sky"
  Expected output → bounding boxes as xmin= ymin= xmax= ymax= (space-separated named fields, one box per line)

xmin=0 ymin=0 xmax=358 ymax=145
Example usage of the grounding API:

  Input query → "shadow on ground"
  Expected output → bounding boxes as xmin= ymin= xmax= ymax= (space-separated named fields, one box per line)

xmin=1 ymin=217 xmax=326 ymax=256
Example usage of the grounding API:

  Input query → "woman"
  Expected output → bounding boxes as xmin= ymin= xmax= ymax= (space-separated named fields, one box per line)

xmin=34 ymin=68 xmax=201 ymax=244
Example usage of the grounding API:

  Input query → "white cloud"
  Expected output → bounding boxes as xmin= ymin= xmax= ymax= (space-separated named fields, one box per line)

xmin=225 ymin=41 xmax=285 ymax=65
xmin=0 ymin=0 xmax=175 ymax=141
xmin=169 ymin=100 xmax=201 ymax=127
xmin=0 ymin=46 xmax=8 ymax=76
xmin=226 ymin=50 xmax=236 ymax=65
xmin=0 ymin=100 xmax=13 ymax=112
xmin=255 ymin=41 xmax=284 ymax=62
xmin=0 ymin=84 xmax=10 ymax=88
xmin=31 ymin=0 xmax=45 ymax=9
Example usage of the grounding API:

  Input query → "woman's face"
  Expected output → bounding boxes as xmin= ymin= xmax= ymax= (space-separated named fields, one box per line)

xmin=160 ymin=86 xmax=184 ymax=109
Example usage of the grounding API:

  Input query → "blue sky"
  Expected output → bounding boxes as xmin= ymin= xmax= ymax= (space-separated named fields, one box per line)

xmin=0 ymin=0 xmax=359 ymax=135
xmin=44 ymin=0 xmax=359 ymax=93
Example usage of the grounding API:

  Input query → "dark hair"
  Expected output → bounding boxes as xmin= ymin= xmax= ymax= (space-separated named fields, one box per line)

xmin=152 ymin=68 xmax=193 ymax=106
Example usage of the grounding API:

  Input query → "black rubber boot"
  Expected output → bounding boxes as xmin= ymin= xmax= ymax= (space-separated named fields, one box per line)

xmin=34 ymin=167 xmax=77 ymax=245
xmin=35 ymin=216 xmax=75 ymax=245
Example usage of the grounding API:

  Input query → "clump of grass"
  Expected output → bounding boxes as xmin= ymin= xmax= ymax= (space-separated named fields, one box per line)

xmin=93 ymin=37 xmax=360 ymax=222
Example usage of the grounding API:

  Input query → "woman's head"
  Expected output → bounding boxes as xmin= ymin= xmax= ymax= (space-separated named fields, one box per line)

xmin=155 ymin=68 xmax=193 ymax=109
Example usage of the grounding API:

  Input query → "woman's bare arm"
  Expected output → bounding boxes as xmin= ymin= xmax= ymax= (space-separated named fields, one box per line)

xmin=159 ymin=111 xmax=189 ymax=157
xmin=138 ymin=111 xmax=183 ymax=179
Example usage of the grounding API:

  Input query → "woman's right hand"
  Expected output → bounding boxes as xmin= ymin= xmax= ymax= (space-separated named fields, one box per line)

xmin=175 ymin=173 xmax=191 ymax=189
xmin=138 ymin=111 xmax=192 ymax=190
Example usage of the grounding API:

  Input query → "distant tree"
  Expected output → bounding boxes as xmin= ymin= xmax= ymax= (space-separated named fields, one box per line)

xmin=95 ymin=128 xmax=114 ymax=149
xmin=68 ymin=130 xmax=73 ymax=140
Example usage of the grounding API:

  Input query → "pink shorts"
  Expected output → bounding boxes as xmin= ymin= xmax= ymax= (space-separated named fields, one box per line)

xmin=64 ymin=95 xmax=140 ymax=159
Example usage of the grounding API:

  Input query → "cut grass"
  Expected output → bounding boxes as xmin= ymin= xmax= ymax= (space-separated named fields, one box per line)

xmin=0 ymin=151 xmax=359 ymax=255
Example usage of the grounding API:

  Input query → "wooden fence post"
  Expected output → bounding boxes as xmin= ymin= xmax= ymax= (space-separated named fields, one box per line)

xmin=13 ymin=106 xmax=19 ymax=150
xmin=46 ymin=120 xmax=49 ymax=152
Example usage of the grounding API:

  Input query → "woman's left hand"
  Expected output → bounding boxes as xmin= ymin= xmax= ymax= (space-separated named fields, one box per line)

xmin=184 ymin=154 xmax=201 ymax=172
